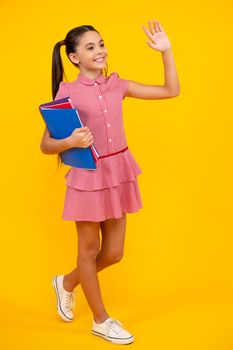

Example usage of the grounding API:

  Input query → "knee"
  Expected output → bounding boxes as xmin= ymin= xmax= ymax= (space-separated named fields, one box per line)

xmin=103 ymin=251 xmax=124 ymax=265
xmin=78 ymin=243 xmax=100 ymax=261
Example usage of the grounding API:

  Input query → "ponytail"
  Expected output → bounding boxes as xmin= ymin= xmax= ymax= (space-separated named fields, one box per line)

xmin=51 ymin=40 xmax=68 ymax=100
xmin=51 ymin=39 xmax=68 ymax=172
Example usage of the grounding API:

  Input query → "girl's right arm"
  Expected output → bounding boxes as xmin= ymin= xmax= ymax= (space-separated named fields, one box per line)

xmin=40 ymin=126 xmax=94 ymax=154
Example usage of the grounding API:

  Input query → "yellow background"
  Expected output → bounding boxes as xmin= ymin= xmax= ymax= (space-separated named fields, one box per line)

xmin=1 ymin=0 xmax=233 ymax=349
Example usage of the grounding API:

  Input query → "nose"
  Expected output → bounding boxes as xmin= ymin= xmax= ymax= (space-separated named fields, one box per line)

xmin=96 ymin=46 xmax=104 ymax=55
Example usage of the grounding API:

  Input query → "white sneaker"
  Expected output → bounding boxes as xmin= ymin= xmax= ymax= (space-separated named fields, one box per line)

xmin=52 ymin=275 xmax=76 ymax=322
xmin=92 ymin=317 xmax=134 ymax=344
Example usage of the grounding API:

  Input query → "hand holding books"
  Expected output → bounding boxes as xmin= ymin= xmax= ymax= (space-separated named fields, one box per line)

xmin=68 ymin=126 xmax=94 ymax=149
xmin=39 ymin=96 xmax=99 ymax=169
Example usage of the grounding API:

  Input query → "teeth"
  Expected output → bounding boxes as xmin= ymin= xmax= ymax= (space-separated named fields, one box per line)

xmin=94 ymin=57 xmax=104 ymax=62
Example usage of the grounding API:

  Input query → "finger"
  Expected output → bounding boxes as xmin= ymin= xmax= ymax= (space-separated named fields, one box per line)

xmin=142 ymin=24 xmax=154 ymax=41
xmin=84 ymin=131 xmax=92 ymax=140
xmin=156 ymin=20 xmax=164 ymax=32
xmin=76 ymin=126 xmax=87 ymax=131
xmin=148 ymin=20 xmax=155 ymax=35
xmin=80 ymin=130 xmax=89 ymax=136
xmin=151 ymin=19 xmax=159 ymax=32
xmin=81 ymin=126 xmax=89 ymax=132
xmin=152 ymin=19 xmax=160 ymax=32
xmin=147 ymin=40 xmax=158 ymax=50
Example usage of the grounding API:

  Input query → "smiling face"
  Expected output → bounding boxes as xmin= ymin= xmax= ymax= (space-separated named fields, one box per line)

xmin=69 ymin=30 xmax=108 ymax=76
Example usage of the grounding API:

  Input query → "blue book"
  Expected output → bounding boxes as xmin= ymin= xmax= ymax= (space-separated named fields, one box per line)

xmin=39 ymin=97 xmax=98 ymax=170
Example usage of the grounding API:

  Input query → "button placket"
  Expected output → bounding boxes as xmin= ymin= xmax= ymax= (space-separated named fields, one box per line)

xmin=94 ymin=83 xmax=113 ymax=153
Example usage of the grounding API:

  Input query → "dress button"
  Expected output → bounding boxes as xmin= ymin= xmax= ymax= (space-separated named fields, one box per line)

xmin=99 ymin=95 xmax=102 ymax=99
xmin=107 ymin=123 xmax=110 ymax=127
xmin=109 ymin=138 xmax=112 ymax=142
xmin=104 ymin=109 xmax=107 ymax=113
xmin=94 ymin=82 xmax=97 ymax=86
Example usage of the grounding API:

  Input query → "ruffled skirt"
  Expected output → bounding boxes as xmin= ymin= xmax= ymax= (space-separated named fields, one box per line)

xmin=62 ymin=148 xmax=143 ymax=222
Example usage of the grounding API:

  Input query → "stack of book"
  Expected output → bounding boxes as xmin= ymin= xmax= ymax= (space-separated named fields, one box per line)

xmin=39 ymin=96 xmax=99 ymax=170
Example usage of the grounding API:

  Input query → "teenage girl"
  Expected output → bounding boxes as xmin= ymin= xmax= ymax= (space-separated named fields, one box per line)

xmin=40 ymin=20 xmax=180 ymax=345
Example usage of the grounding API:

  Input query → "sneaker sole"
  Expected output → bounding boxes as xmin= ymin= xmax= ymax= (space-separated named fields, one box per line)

xmin=92 ymin=330 xmax=134 ymax=344
xmin=52 ymin=276 xmax=74 ymax=322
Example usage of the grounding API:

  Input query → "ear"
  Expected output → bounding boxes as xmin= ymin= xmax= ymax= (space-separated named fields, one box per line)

xmin=69 ymin=53 xmax=79 ymax=64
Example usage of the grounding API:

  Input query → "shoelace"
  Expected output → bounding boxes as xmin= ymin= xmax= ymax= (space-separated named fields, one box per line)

xmin=106 ymin=319 xmax=124 ymax=336
xmin=64 ymin=290 xmax=76 ymax=311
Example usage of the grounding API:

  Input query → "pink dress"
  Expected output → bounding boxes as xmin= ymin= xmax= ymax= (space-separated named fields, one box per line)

xmin=54 ymin=71 xmax=143 ymax=222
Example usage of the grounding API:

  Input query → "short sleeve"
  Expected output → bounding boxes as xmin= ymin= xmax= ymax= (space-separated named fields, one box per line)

xmin=54 ymin=81 xmax=70 ymax=101
xmin=111 ymin=72 xmax=129 ymax=99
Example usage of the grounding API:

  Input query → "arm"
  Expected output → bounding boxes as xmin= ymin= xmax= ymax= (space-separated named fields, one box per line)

xmin=40 ymin=125 xmax=93 ymax=154
xmin=125 ymin=20 xmax=180 ymax=100
xmin=40 ymin=126 xmax=73 ymax=154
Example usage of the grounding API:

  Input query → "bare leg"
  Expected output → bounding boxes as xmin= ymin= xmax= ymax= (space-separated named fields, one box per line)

xmin=64 ymin=213 xmax=127 ymax=291
xmin=63 ymin=213 xmax=127 ymax=322
xmin=73 ymin=220 xmax=109 ymax=323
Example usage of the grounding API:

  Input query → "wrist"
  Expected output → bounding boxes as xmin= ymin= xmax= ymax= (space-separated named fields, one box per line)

xmin=162 ymin=46 xmax=172 ymax=54
xmin=65 ymin=136 xmax=73 ymax=148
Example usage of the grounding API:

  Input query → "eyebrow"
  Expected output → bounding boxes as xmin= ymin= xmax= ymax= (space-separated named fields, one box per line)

xmin=84 ymin=39 xmax=104 ymax=48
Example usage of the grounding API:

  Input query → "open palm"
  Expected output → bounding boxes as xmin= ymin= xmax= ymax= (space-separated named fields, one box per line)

xmin=142 ymin=20 xmax=171 ymax=52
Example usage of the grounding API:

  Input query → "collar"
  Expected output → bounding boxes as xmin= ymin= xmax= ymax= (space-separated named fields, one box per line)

xmin=76 ymin=72 xmax=106 ymax=85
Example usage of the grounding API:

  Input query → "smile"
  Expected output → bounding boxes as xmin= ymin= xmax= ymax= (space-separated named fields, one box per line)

xmin=93 ymin=57 xmax=105 ymax=62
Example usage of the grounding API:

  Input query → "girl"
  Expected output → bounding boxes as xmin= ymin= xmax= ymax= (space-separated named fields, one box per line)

xmin=40 ymin=20 xmax=179 ymax=345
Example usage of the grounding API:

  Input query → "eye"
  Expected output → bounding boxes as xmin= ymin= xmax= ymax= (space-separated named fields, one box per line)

xmin=87 ymin=42 xmax=105 ymax=50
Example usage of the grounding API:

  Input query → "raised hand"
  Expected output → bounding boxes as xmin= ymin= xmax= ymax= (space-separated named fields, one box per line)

xmin=142 ymin=20 xmax=171 ymax=52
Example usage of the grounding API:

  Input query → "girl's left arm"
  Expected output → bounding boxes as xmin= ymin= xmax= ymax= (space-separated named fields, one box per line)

xmin=125 ymin=20 xmax=180 ymax=100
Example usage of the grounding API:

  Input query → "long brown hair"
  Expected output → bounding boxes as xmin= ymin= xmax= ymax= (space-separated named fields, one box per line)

xmin=51 ymin=25 xmax=108 ymax=171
